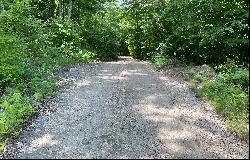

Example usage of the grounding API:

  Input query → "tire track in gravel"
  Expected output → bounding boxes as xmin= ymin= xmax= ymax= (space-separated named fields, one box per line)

xmin=4 ymin=56 xmax=249 ymax=159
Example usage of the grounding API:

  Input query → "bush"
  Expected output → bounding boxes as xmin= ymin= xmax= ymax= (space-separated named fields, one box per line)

xmin=202 ymin=80 xmax=249 ymax=142
xmin=151 ymin=55 xmax=174 ymax=69
xmin=0 ymin=34 xmax=26 ymax=90
xmin=0 ymin=90 xmax=35 ymax=150
xmin=193 ymin=61 xmax=250 ymax=142
xmin=215 ymin=60 xmax=249 ymax=91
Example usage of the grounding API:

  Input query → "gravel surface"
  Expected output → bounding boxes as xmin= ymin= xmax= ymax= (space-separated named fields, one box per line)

xmin=3 ymin=56 xmax=249 ymax=159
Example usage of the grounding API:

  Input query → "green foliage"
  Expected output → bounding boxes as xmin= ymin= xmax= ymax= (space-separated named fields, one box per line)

xmin=202 ymin=81 xmax=249 ymax=142
xmin=151 ymin=55 xmax=173 ymax=69
xmin=191 ymin=72 xmax=210 ymax=85
xmin=0 ymin=0 xmax=120 ymax=150
xmin=0 ymin=14 xmax=27 ymax=89
xmin=83 ymin=2 xmax=125 ymax=61
xmin=125 ymin=0 xmax=249 ymax=66
xmin=190 ymin=61 xmax=249 ymax=142
xmin=125 ymin=0 xmax=249 ymax=143
xmin=0 ymin=0 xmax=249 ymax=149
xmin=215 ymin=60 xmax=249 ymax=91
xmin=127 ymin=42 xmax=136 ymax=58
xmin=0 ymin=90 xmax=35 ymax=148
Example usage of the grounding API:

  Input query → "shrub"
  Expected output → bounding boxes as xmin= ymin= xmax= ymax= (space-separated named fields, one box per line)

xmin=151 ymin=55 xmax=173 ymax=69
xmin=195 ymin=61 xmax=250 ymax=142
xmin=0 ymin=90 xmax=35 ymax=150
xmin=202 ymin=80 xmax=249 ymax=141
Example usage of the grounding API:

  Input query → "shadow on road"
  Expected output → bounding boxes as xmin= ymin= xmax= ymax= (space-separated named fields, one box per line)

xmin=8 ymin=56 xmax=249 ymax=159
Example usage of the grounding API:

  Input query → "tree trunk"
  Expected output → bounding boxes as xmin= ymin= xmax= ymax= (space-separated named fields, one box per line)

xmin=58 ymin=0 xmax=63 ymax=18
xmin=50 ymin=0 xmax=55 ymax=18
xmin=62 ymin=0 xmax=65 ymax=19
xmin=0 ymin=0 xmax=4 ymax=13
xmin=76 ymin=0 xmax=81 ymax=24
xmin=68 ymin=0 xmax=73 ymax=20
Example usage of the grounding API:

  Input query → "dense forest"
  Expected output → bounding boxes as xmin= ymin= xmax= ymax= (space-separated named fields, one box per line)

xmin=0 ymin=0 xmax=249 ymax=150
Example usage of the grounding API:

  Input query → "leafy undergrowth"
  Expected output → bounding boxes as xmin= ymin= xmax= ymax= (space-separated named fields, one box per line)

xmin=152 ymin=56 xmax=249 ymax=143
xmin=0 ymin=46 xmax=95 ymax=151
xmin=0 ymin=91 xmax=35 ymax=151
xmin=151 ymin=55 xmax=186 ymax=70
xmin=198 ymin=61 xmax=249 ymax=143
xmin=0 ymin=3 xmax=97 ymax=150
xmin=0 ymin=0 xmax=124 ymax=152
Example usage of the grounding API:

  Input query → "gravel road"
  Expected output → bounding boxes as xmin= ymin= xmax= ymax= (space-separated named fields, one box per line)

xmin=5 ymin=56 xmax=249 ymax=159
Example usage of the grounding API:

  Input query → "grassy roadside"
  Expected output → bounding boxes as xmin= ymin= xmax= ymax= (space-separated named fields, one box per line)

xmin=0 ymin=31 xmax=96 ymax=152
xmin=151 ymin=55 xmax=249 ymax=143
xmin=0 ymin=54 xmax=95 ymax=152
xmin=0 ymin=7 xmax=97 ymax=151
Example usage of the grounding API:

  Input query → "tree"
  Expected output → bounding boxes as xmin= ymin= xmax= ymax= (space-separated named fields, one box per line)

xmin=67 ymin=0 xmax=72 ymax=20
xmin=50 ymin=0 xmax=55 ymax=18
xmin=57 ymin=0 xmax=63 ymax=18
xmin=0 ymin=0 xmax=4 ymax=13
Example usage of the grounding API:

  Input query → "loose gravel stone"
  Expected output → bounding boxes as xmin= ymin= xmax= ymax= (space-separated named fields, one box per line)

xmin=2 ymin=56 xmax=249 ymax=159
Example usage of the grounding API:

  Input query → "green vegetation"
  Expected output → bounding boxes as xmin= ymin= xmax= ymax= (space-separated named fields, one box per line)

xmin=151 ymin=55 xmax=174 ymax=69
xmin=124 ymin=0 xmax=249 ymax=66
xmin=0 ymin=91 xmax=34 ymax=150
xmin=153 ymin=55 xmax=249 ymax=142
xmin=122 ymin=0 xmax=249 ymax=142
xmin=199 ymin=61 xmax=249 ymax=142
xmin=0 ymin=0 xmax=124 ymax=149
xmin=0 ymin=0 xmax=249 ymax=150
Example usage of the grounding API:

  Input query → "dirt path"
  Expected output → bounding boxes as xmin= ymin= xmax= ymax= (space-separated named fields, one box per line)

xmin=5 ymin=57 xmax=249 ymax=159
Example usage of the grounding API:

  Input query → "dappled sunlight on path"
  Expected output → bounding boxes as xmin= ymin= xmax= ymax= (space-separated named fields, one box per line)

xmin=6 ymin=56 xmax=249 ymax=159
